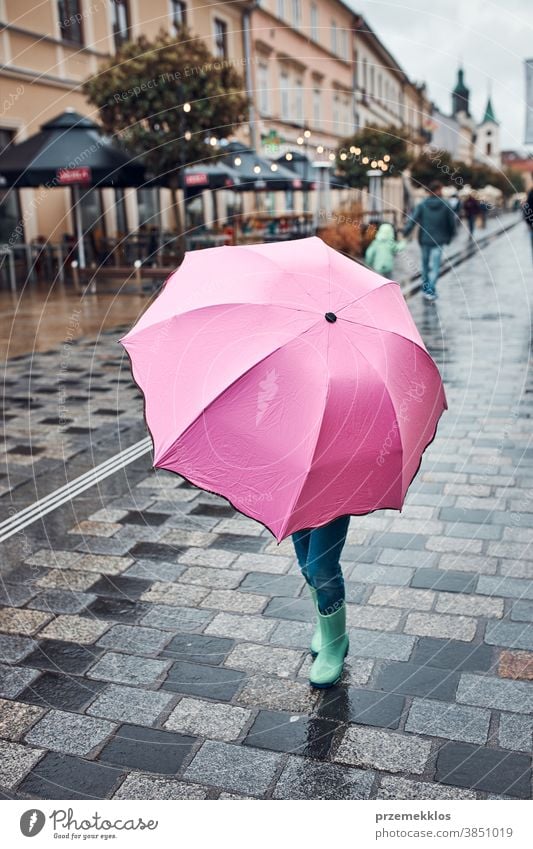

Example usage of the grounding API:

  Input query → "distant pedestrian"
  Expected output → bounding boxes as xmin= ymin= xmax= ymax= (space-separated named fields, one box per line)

xmin=479 ymin=199 xmax=490 ymax=228
xmin=448 ymin=193 xmax=461 ymax=216
xmin=403 ymin=180 xmax=456 ymax=302
xmin=364 ymin=222 xmax=406 ymax=277
xmin=463 ymin=193 xmax=481 ymax=236
xmin=522 ymin=187 xmax=533 ymax=259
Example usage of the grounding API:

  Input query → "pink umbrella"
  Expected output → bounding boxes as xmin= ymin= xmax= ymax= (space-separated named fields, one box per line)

xmin=120 ymin=236 xmax=447 ymax=542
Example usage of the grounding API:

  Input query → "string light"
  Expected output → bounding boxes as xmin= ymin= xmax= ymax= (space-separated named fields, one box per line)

xmin=384 ymin=154 xmax=390 ymax=162
xmin=253 ymin=165 xmax=261 ymax=174
xmin=340 ymin=152 xmax=347 ymax=161
xmin=183 ymin=102 xmax=191 ymax=113
xmin=328 ymin=152 xmax=335 ymax=161
xmin=234 ymin=157 xmax=242 ymax=166
xmin=184 ymin=130 xmax=191 ymax=141
xmin=304 ymin=129 xmax=311 ymax=138
xmin=209 ymin=136 xmax=217 ymax=146
xmin=271 ymin=163 xmax=278 ymax=171
xmin=371 ymin=160 xmax=378 ymax=168
xmin=297 ymin=136 xmax=304 ymax=145
xmin=362 ymin=156 xmax=369 ymax=164
xmin=317 ymin=145 xmax=324 ymax=153
xmin=286 ymin=152 xmax=293 ymax=161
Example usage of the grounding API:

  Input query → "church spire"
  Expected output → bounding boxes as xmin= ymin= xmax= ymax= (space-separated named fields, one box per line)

xmin=482 ymin=95 xmax=498 ymax=124
xmin=452 ymin=66 xmax=470 ymax=117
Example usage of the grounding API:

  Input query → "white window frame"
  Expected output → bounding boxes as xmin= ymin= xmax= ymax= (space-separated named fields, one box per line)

xmin=258 ymin=61 xmax=270 ymax=116
xmin=280 ymin=71 xmax=290 ymax=120
xmin=310 ymin=2 xmax=318 ymax=41
xmin=331 ymin=19 xmax=337 ymax=54
xmin=313 ymin=86 xmax=321 ymax=128
xmin=294 ymin=78 xmax=304 ymax=124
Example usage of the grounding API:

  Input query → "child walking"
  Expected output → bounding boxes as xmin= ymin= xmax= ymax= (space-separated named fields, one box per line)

xmin=364 ymin=222 xmax=406 ymax=277
xmin=292 ymin=515 xmax=351 ymax=688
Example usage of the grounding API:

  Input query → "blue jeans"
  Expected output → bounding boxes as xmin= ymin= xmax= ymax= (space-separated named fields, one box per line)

xmin=292 ymin=515 xmax=351 ymax=615
xmin=420 ymin=245 xmax=443 ymax=296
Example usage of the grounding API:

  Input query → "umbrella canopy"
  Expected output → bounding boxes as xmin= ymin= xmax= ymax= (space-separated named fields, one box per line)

xmin=120 ymin=236 xmax=447 ymax=542
xmin=182 ymin=161 xmax=240 ymax=191
xmin=0 ymin=109 xmax=148 ymax=267
xmin=0 ymin=109 xmax=145 ymax=189
xmin=221 ymin=142 xmax=302 ymax=191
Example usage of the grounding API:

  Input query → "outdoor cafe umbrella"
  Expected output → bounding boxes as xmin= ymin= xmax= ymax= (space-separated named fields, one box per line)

xmin=120 ymin=236 xmax=447 ymax=542
xmin=0 ymin=109 xmax=147 ymax=267
xmin=275 ymin=151 xmax=348 ymax=190
xmin=221 ymin=141 xmax=303 ymax=192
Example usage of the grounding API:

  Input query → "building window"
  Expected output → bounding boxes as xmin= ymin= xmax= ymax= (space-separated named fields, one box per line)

xmin=258 ymin=62 xmax=270 ymax=116
xmin=339 ymin=28 xmax=348 ymax=60
xmin=378 ymin=73 xmax=382 ymax=101
xmin=294 ymin=78 xmax=304 ymax=124
xmin=291 ymin=0 xmax=301 ymax=28
xmin=110 ymin=0 xmax=130 ymax=49
xmin=277 ymin=0 xmax=285 ymax=20
xmin=213 ymin=18 xmax=227 ymax=58
xmin=486 ymin=142 xmax=492 ymax=155
xmin=313 ymin=87 xmax=321 ymax=128
xmin=280 ymin=71 xmax=290 ymax=120
xmin=362 ymin=57 xmax=367 ymax=91
xmin=57 ymin=0 xmax=83 ymax=44
xmin=310 ymin=2 xmax=318 ymax=41
xmin=170 ymin=0 xmax=186 ymax=31
xmin=333 ymin=92 xmax=340 ymax=132
xmin=331 ymin=20 xmax=337 ymax=54
xmin=370 ymin=65 xmax=375 ymax=97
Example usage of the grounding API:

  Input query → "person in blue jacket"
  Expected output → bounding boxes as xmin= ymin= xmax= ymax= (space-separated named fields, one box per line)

xmin=403 ymin=180 xmax=457 ymax=301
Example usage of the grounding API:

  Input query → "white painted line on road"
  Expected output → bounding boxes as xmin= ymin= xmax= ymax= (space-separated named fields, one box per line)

xmin=0 ymin=437 xmax=152 ymax=543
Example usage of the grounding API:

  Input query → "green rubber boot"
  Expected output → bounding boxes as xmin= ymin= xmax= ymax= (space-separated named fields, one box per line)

xmin=309 ymin=602 xmax=349 ymax=689
xmin=308 ymin=586 xmax=321 ymax=656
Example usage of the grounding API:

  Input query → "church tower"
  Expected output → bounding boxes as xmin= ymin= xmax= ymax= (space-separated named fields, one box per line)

xmin=475 ymin=95 xmax=501 ymax=169
xmin=452 ymin=67 xmax=470 ymax=117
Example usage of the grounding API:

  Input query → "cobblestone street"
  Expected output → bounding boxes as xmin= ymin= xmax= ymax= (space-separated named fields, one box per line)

xmin=1 ymin=220 xmax=533 ymax=800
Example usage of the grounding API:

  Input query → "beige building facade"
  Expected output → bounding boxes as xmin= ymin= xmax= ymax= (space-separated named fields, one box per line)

xmin=0 ymin=0 xmax=432 ymax=246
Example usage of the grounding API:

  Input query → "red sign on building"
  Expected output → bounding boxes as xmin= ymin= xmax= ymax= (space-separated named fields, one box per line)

xmin=56 ymin=167 xmax=92 ymax=185
xmin=185 ymin=172 xmax=209 ymax=187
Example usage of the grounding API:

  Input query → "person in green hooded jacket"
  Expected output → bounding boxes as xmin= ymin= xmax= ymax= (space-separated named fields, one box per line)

xmin=365 ymin=221 xmax=406 ymax=277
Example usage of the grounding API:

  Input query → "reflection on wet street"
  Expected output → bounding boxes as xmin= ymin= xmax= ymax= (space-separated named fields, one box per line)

xmin=1 ymin=223 xmax=533 ymax=800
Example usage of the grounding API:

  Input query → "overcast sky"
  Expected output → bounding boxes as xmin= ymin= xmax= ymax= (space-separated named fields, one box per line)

xmin=350 ymin=0 xmax=533 ymax=150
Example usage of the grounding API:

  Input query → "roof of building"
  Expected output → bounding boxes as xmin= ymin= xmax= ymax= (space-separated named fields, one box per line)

xmin=453 ymin=67 xmax=469 ymax=96
xmin=482 ymin=96 xmax=498 ymax=125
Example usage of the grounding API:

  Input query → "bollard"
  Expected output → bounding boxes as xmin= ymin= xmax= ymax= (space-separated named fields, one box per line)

xmin=71 ymin=260 xmax=80 ymax=293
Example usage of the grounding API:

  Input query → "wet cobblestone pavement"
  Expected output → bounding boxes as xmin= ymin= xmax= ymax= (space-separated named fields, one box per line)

xmin=1 ymin=221 xmax=533 ymax=800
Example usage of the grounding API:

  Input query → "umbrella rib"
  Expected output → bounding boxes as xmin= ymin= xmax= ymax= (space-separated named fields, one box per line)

xmin=154 ymin=316 xmax=325 ymax=467
xmin=338 ymin=321 xmax=405 ymax=493
xmin=225 ymin=241 xmax=327 ymax=304
xmin=336 ymin=316 xmax=434 ymax=365
xmin=278 ymin=318 xmax=332 ymax=539
xmin=335 ymin=279 xmax=400 ymax=314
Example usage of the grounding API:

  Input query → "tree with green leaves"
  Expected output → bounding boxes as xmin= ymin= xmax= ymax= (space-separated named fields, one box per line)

xmin=83 ymin=26 xmax=249 ymax=250
xmin=410 ymin=149 xmax=459 ymax=189
xmin=336 ymin=124 xmax=414 ymax=187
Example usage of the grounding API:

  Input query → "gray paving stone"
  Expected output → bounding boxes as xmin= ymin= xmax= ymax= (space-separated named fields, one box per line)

xmin=27 ymin=589 xmax=96 ymax=614
xmin=437 ymin=553 xmax=498 ymax=575
xmin=334 ymin=726 xmax=431 ymax=774
xmin=377 ymin=548 xmax=439 ymax=569
xmin=435 ymin=592 xmax=504 ymax=618
xmin=141 ymin=605 xmax=213 ymax=632
xmin=405 ymin=612 xmax=476 ymax=642
xmin=0 ymin=739 xmax=45 ymax=788
xmin=37 ymin=615 xmax=110 ymax=644
xmin=87 ymin=684 xmax=174 ymax=726
xmin=457 ymin=672 xmax=533 ymax=713
xmin=87 ymin=652 xmax=170 ymax=686
xmin=498 ymin=713 xmax=533 ymax=753
xmin=0 ymin=698 xmax=45 ymax=741
xmin=369 ymin=585 xmax=435 ymax=611
xmin=346 ymin=604 xmax=402 ymax=631
xmin=232 ymin=552 xmax=293 ymax=574
xmin=96 ymin=624 xmax=171 ymax=655
xmin=164 ymin=697 xmax=250 ymax=741
xmin=411 ymin=568 xmax=476 ymax=593
xmin=477 ymin=575 xmax=533 ymax=601
xmin=0 ymin=634 xmax=37 ymax=663
xmin=484 ymin=620 xmax=533 ymax=650
xmin=180 ymin=566 xmax=245 ymax=589
xmin=435 ymin=741 xmax=531 ymax=799
xmin=269 ymin=620 xmax=314 ymax=649
xmin=24 ymin=709 xmax=116 ymax=756
xmin=178 ymin=548 xmax=238 ymax=569
xmin=205 ymin=612 xmax=276 ymax=642
xmin=0 ymin=607 xmax=52 ymax=636
xmin=405 ymin=698 xmax=491 ymax=744
xmin=225 ymin=643 xmax=303 ymax=678
xmin=139 ymin=581 xmax=208 ymax=607
xmin=200 ymin=589 xmax=268 ymax=614
xmin=511 ymin=600 xmax=533 ymax=622
xmin=0 ymin=663 xmax=40 ymax=698
xmin=350 ymin=563 xmax=413 ymax=586
xmin=36 ymin=569 xmax=99 ymax=591
xmin=273 ymin=756 xmax=374 ymax=799
xmin=348 ymin=628 xmax=415 ymax=661
xmin=124 ymin=559 xmax=186 ymax=582
xmin=235 ymin=675 xmax=319 ymax=713
xmin=377 ymin=775 xmax=476 ymax=800
xmin=183 ymin=739 xmax=283 ymax=796
xmin=113 ymin=773 xmax=207 ymax=799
